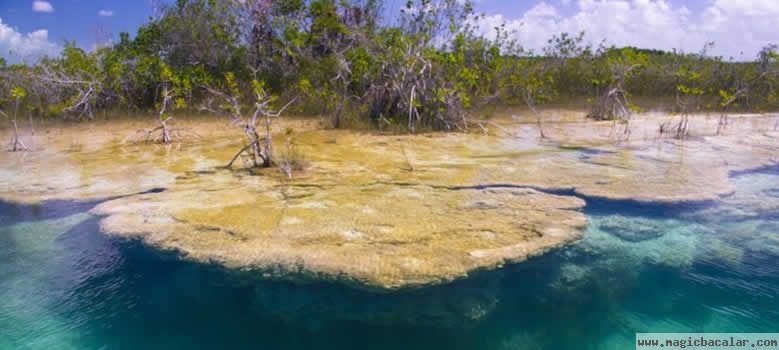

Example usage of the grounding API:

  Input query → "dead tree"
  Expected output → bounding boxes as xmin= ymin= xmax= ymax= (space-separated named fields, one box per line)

xmin=1 ymin=109 xmax=27 ymax=152
xmin=366 ymin=46 xmax=460 ymax=132
xmin=277 ymin=127 xmax=306 ymax=179
xmin=2 ymin=87 xmax=28 ymax=151
xmin=591 ymin=86 xmax=634 ymax=141
xmin=510 ymin=77 xmax=549 ymax=139
xmin=363 ymin=0 xmax=476 ymax=132
xmin=331 ymin=52 xmax=353 ymax=129
xmin=38 ymin=65 xmax=101 ymax=120
xmin=203 ymin=84 xmax=296 ymax=168
xmin=588 ymin=66 xmax=639 ymax=143
xmin=502 ymin=54 xmax=553 ymax=139
xmin=662 ymin=44 xmax=717 ymax=139
xmin=590 ymin=87 xmax=632 ymax=121
xmin=122 ymin=84 xmax=193 ymax=144
xmin=717 ymin=90 xmax=740 ymax=136
xmin=587 ymin=47 xmax=647 ymax=141
xmin=655 ymin=88 xmax=699 ymax=139
xmin=672 ymin=90 xmax=696 ymax=138
xmin=156 ymin=86 xmax=174 ymax=144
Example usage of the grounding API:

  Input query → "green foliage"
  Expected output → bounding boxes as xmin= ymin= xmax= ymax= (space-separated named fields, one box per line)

xmin=719 ymin=88 xmax=737 ymax=107
xmin=2 ymin=0 xmax=778 ymax=128
xmin=11 ymin=87 xmax=26 ymax=99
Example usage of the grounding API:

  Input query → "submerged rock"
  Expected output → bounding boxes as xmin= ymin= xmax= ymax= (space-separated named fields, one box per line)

xmin=597 ymin=215 xmax=667 ymax=242
xmin=249 ymin=271 xmax=503 ymax=328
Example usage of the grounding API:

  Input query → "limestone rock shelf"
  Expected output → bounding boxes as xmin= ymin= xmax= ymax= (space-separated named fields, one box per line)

xmin=1 ymin=112 xmax=777 ymax=289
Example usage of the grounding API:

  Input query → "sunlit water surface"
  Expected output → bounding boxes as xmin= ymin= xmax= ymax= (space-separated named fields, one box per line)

xmin=1 ymin=167 xmax=778 ymax=349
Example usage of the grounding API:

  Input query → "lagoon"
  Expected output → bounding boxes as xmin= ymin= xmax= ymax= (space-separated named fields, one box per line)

xmin=1 ymin=110 xmax=778 ymax=349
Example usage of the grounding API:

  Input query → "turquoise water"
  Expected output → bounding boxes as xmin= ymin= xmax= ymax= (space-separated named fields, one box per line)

xmin=1 ymin=169 xmax=778 ymax=349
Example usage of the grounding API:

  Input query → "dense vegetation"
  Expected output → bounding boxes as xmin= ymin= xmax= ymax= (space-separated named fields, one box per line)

xmin=1 ymin=0 xmax=778 ymax=150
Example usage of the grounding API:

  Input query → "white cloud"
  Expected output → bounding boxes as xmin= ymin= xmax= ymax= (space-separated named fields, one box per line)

xmin=32 ymin=0 xmax=54 ymax=13
xmin=525 ymin=2 xmax=559 ymax=18
xmin=98 ymin=9 xmax=114 ymax=17
xmin=0 ymin=18 xmax=60 ymax=62
xmin=477 ymin=0 xmax=779 ymax=59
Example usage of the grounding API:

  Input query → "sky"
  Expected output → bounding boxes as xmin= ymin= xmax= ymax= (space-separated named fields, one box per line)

xmin=0 ymin=0 xmax=778 ymax=63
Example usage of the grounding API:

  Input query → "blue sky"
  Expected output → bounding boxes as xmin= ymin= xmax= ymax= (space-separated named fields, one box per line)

xmin=1 ymin=0 xmax=778 ymax=62
xmin=0 ymin=1 xmax=155 ymax=56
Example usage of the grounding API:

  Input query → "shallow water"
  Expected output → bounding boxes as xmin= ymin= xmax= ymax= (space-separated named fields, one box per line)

xmin=1 ymin=165 xmax=778 ymax=349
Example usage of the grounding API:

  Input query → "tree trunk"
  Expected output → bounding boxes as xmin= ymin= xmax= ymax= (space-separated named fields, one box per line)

xmin=676 ymin=115 xmax=689 ymax=138
xmin=243 ymin=125 xmax=270 ymax=168
xmin=160 ymin=118 xmax=171 ymax=144
xmin=262 ymin=114 xmax=273 ymax=167
xmin=526 ymin=98 xmax=545 ymax=139
xmin=333 ymin=94 xmax=346 ymax=129
xmin=10 ymin=118 xmax=26 ymax=152
xmin=157 ymin=86 xmax=173 ymax=144
xmin=9 ymin=100 xmax=27 ymax=151
xmin=27 ymin=112 xmax=34 ymax=148
xmin=716 ymin=112 xmax=728 ymax=136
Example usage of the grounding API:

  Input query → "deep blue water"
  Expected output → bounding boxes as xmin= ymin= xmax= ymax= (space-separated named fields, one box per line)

xmin=1 ymin=170 xmax=778 ymax=349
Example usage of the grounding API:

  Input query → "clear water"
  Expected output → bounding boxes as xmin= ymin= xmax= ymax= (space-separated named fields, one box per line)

xmin=1 ymin=170 xmax=778 ymax=350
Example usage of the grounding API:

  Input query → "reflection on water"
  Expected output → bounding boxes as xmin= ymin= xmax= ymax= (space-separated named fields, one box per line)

xmin=1 ymin=170 xmax=778 ymax=350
